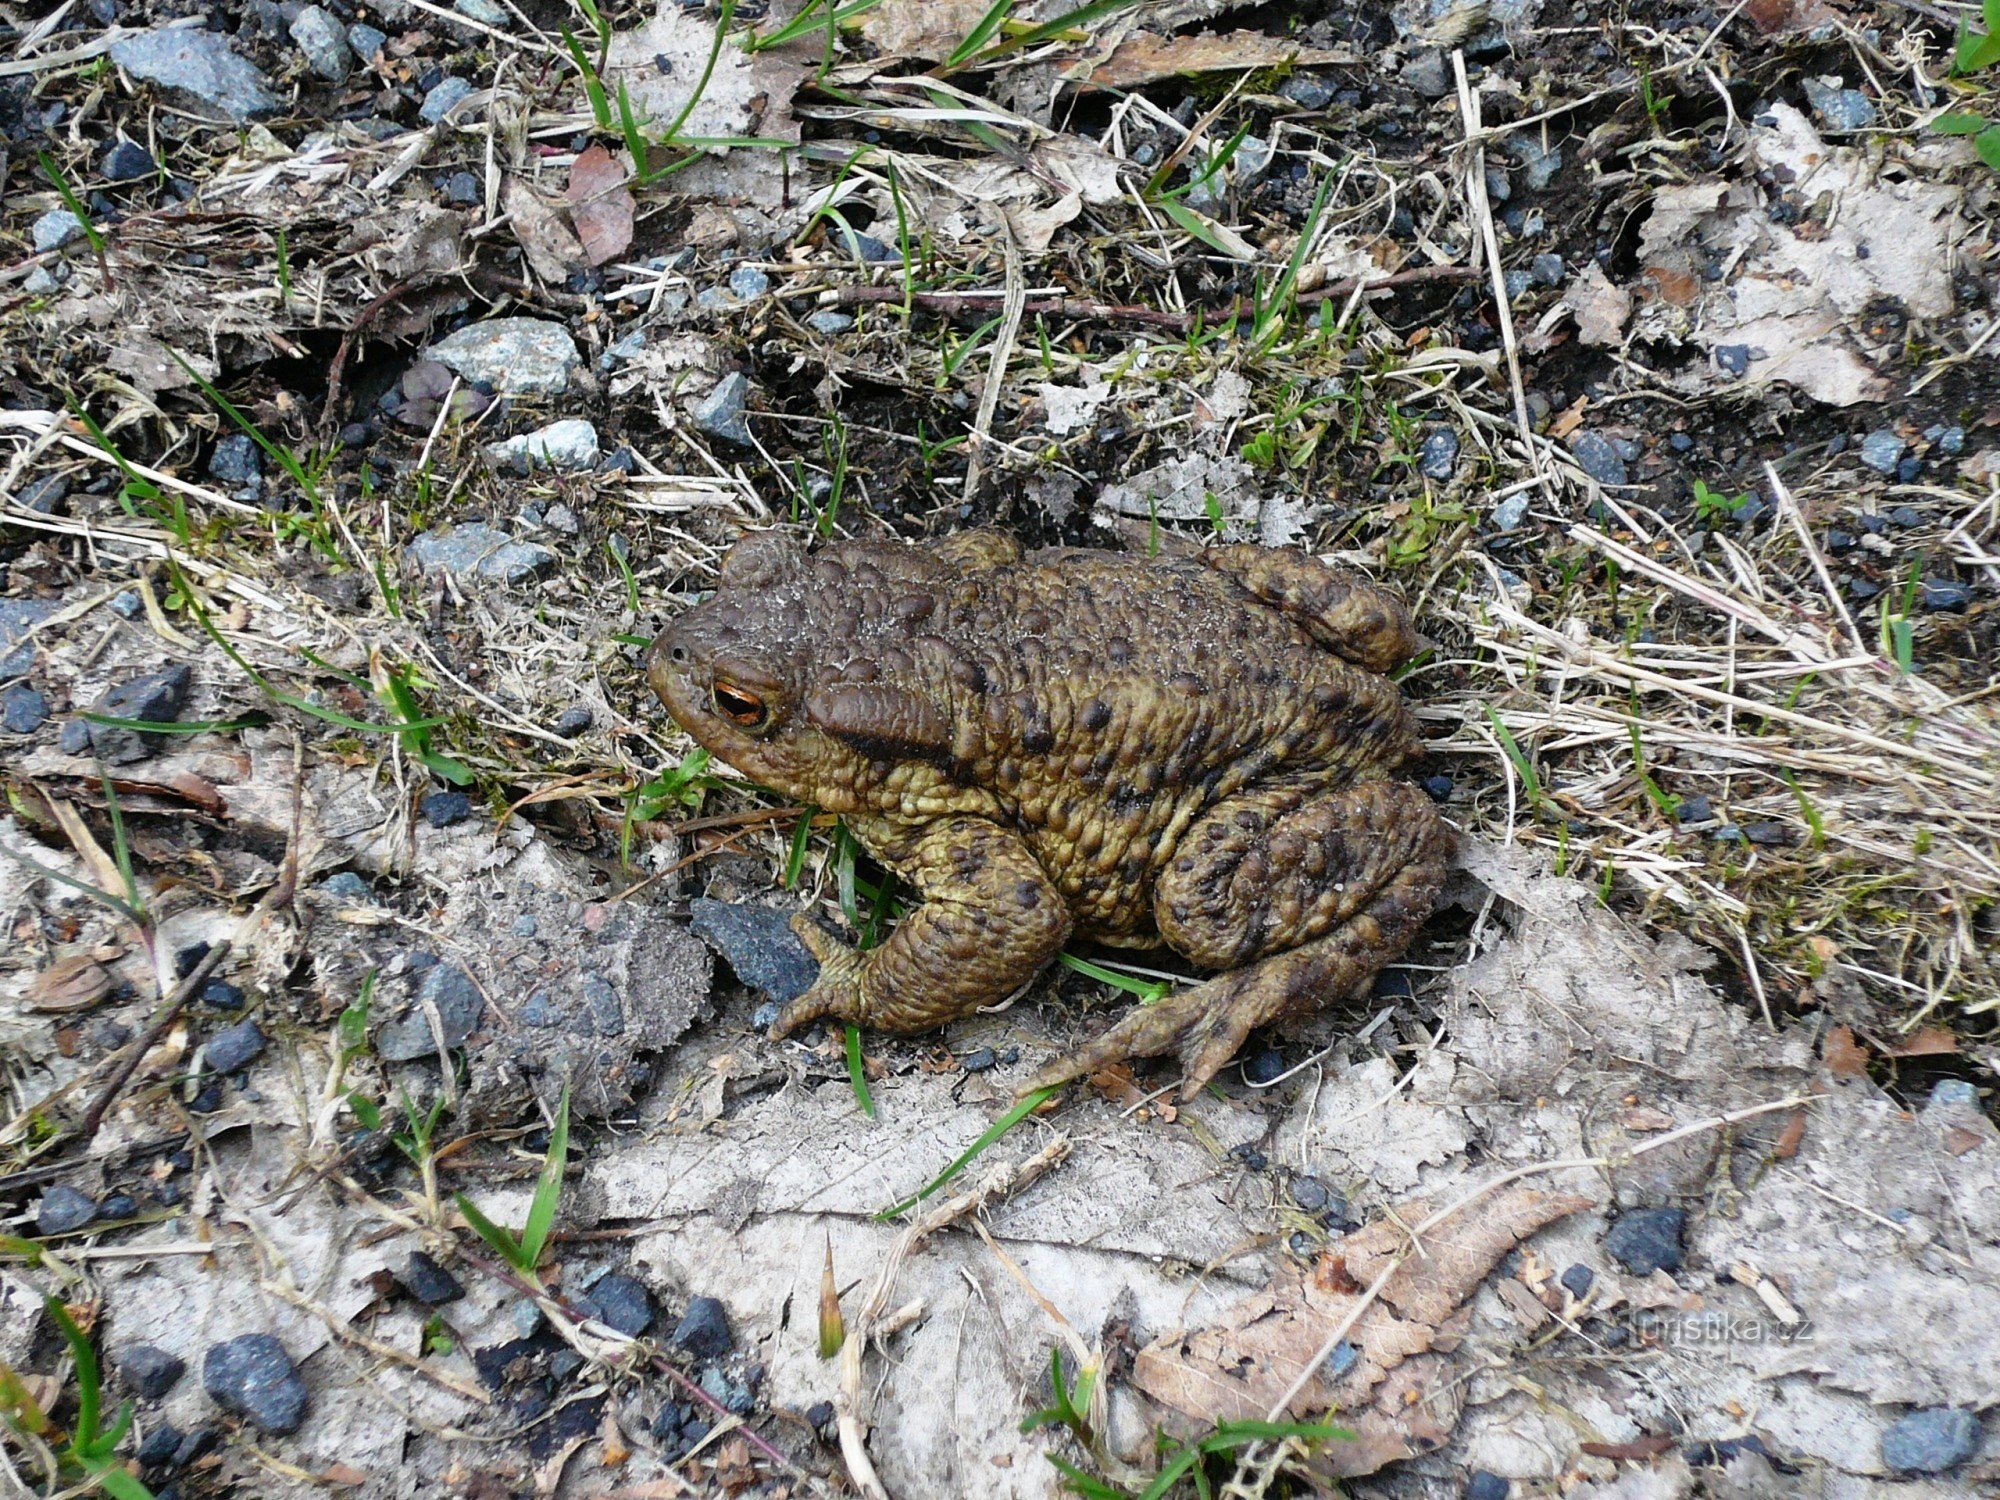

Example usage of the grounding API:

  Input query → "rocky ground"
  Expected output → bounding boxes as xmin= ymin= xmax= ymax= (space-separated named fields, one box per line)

xmin=1 ymin=0 xmax=1997 ymax=1497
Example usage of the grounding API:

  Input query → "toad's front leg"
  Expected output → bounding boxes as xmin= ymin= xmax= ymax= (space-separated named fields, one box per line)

xmin=769 ymin=816 xmax=1072 ymax=1038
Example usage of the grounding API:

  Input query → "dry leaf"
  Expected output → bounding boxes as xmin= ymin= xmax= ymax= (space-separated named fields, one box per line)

xmin=503 ymin=177 xmax=586 ymax=284
xmin=1563 ymin=262 xmax=1631 ymax=346
xmin=1642 ymin=264 xmax=1699 ymax=307
xmin=1089 ymin=33 xmax=1352 ymax=90
xmin=859 ymin=0 xmax=992 ymax=62
xmin=1823 ymin=1024 xmax=1870 ymax=1078
xmin=1943 ymin=1126 xmax=1984 ymax=1157
xmin=1132 ymin=1185 xmax=1591 ymax=1477
xmin=566 ymin=145 xmax=635 ymax=267
xmin=1884 ymin=1026 xmax=1958 ymax=1058
xmin=26 ymin=953 xmax=113 ymax=1013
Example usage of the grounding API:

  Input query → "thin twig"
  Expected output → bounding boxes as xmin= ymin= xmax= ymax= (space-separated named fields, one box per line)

xmin=77 ymin=939 xmax=233 ymax=1141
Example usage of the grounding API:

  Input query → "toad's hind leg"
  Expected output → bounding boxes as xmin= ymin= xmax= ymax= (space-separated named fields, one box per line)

xmin=1200 ymin=544 xmax=1421 ymax=674
xmin=1025 ymin=781 xmax=1449 ymax=1099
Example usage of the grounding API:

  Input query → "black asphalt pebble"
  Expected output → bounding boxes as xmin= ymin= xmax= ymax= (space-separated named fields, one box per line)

xmin=1465 ymin=1470 xmax=1509 ymax=1500
xmin=1570 ymin=430 xmax=1629 ymax=487
xmin=37 ymin=1183 xmax=98 ymax=1235
xmin=1241 ymin=1047 xmax=1287 ymax=1085
xmin=173 ymin=1426 xmax=220 ymax=1469
xmin=1921 ymin=580 xmax=1972 ymax=612
xmin=805 ymin=1399 xmax=836 ymax=1435
xmin=588 ymin=1273 xmax=655 ymax=1336
xmin=1292 ymin=1175 xmax=1331 ymax=1212
xmin=1675 ymin=794 xmax=1714 ymax=824
xmin=103 ymin=139 xmax=154 ymax=180
xmin=1742 ymin=822 xmax=1792 ymax=847
xmin=671 ymin=1295 xmax=733 ymax=1359
xmin=424 ymin=791 xmax=472 ymax=827
xmin=1881 ymin=1408 xmax=1982 ymax=1473
xmin=99 ymin=1191 xmax=137 ymax=1220
xmin=1423 ymin=774 xmax=1453 ymax=800
xmin=57 ymin=719 xmax=91 ymax=753
xmin=204 ymin=1019 xmax=266 ymax=1074
xmin=88 ymin=662 xmax=192 ymax=763
xmin=959 ymin=1046 xmax=997 ymax=1072
xmin=552 ymin=703 xmax=592 ymax=737
xmin=120 ymin=1344 xmax=186 ymax=1399
xmin=0 ymin=683 xmax=48 ymax=734
xmin=1603 ymin=1207 xmax=1687 ymax=1275
xmin=203 ymin=1333 xmax=309 ymax=1434
xmin=137 ymin=1423 xmax=182 ymax=1465
xmin=175 ymin=942 xmax=212 ymax=977
xmin=689 ymin=898 xmax=818 ymax=1005
xmin=1686 ymin=1433 xmax=1784 ymax=1468
xmin=1560 ymin=1263 xmax=1596 ymax=1299
xmin=187 ymin=1081 xmax=224 ymax=1113
xmin=200 ymin=979 xmax=246 ymax=1010
xmin=401 ymin=1250 xmax=465 ymax=1305
xmin=1228 ymin=1142 xmax=1267 ymax=1172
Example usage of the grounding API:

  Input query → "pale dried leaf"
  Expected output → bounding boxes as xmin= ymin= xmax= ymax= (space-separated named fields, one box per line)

xmin=859 ymin=0 xmax=992 ymax=62
xmin=26 ymin=953 xmax=114 ymax=1012
xmin=503 ymin=176 xmax=586 ymax=284
xmin=1088 ymin=31 xmax=1353 ymax=90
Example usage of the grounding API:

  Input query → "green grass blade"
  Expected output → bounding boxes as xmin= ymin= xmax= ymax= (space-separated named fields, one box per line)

xmin=518 ymin=1086 xmax=570 ymax=1270
xmin=44 ymin=1296 xmax=101 ymax=1444
xmin=1056 ymin=951 xmax=1170 ymax=1003
xmin=659 ymin=0 xmax=738 ymax=144
xmin=78 ymin=712 xmax=265 ymax=734
xmin=844 ymin=1025 xmax=876 ymax=1117
xmin=168 ymin=352 xmax=319 ymax=509
xmin=945 ymin=0 xmax=1014 ymax=65
xmin=1482 ymin=704 xmax=1545 ymax=810
xmin=876 ymin=1086 xmax=1056 ymax=1219
xmin=455 ymin=1192 xmax=526 ymax=1269
xmin=1159 ymin=197 xmax=1238 ymax=257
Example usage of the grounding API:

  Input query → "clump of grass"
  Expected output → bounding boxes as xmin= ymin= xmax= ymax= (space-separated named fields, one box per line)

xmin=456 ymin=1087 xmax=570 ymax=1276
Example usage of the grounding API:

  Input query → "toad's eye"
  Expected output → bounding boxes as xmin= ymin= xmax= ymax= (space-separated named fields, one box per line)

xmin=712 ymin=681 xmax=767 ymax=729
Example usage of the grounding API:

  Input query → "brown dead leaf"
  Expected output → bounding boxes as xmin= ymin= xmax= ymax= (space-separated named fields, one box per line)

xmin=1773 ymin=1108 xmax=1807 ymax=1159
xmin=503 ymin=177 xmax=585 ymax=284
xmin=1549 ymin=397 xmax=1589 ymax=440
xmin=1620 ymin=1106 xmax=1676 ymax=1132
xmin=1823 ymin=1024 xmax=1870 ymax=1079
xmin=318 ymin=1464 xmax=369 ymax=1486
xmin=1884 ymin=1026 xmax=1958 ymax=1058
xmin=1745 ymin=0 xmax=1846 ymax=33
xmin=1581 ymin=1436 xmax=1676 ymax=1459
xmin=566 ymin=145 xmax=635 ymax=268
xmin=1942 ymin=1125 xmax=1985 ymax=1156
xmin=1642 ymin=264 xmax=1700 ymax=307
xmin=1089 ymin=33 xmax=1353 ymax=91
xmin=859 ymin=0 xmax=992 ymax=62
xmin=26 ymin=953 xmax=114 ymax=1013
xmin=1132 ymin=1185 xmax=1591 ymax=1477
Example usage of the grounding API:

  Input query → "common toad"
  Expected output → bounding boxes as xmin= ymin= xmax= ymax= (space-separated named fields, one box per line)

xmin=649 ymin=530 xmax=1449 ymax=1097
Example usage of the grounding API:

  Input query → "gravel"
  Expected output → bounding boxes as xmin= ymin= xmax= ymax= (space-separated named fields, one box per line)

xmin=1880 ymin=1408 xmax=1981 ymax=1473
xmin=1240 ymin=1047 xmax=1286 ymax=1085
xmin=108 ymin=29 xmax=280 ymax=121
xmin=1279 ymin=75 xmax=1336 ymax=110
xmin=208 ymin=433 xmax=262 ymax=497
xmin=1419 ymin=428 xmax=1459 ymax=479
xmin=203 ymin=1334 xmax=309 ymax=1435
xmin=552 ymin=704 xmax=593 ymax=737
xmin=348 ymin=22 xmax=387 ymax=60
xmin=33 ymin=209 xmax=83 ymax=252
xmin=1491 ymin=493 xmax=1529 ymax=531
xmin=1 ymin=600 xmax=55 ymax=677
xmin=87 ymin=662 xmax=192 ymax=764
xmin=426 ymin=317 xmax=580 ymax=395
xmin=1859 ymin=430 xmax=1906 ymax=474
xmin=1 ymin=685 xmax=49 ymax=734
xmin=1465 ymin=1472 xmax=1509 ymax=1500
xmin=689 ymin=899 xmax=819 ymax=1005
xmin=37 ymin=1184 xmax=98 ymax=1235
xmin=120 ymin=1345 xmax=187 ymax=1399
xmin=289 ymin=5 xmax=352 ymax=81
xmin=137 ymin=1424 xmax=182 ymax=1465
xmin=1559 ymin=1263 xmax=1595 ymax=1298
xmin=1602 ymin=1207 xmax=1686 ymax=1275
xmin=408 ymin=523 xmax=558 ymax=586
xmin=377 ymin=962 xmax=487 ymax=1060
xmin=671 ymin=1295 xmax=733 ymax=1358
xmin=486 ymin=418 xmax=600 ymax=473
xmin=587 ymin=1273 xmax=656 ymax=1336
xmin=806 ymin=310 xmax=855 ymax=335
xmin=1802 ymin=77 xmax=1876 ymax=132
xmin=203 ymin=1019 xmax=266 ymax=1074
xmin=729 ymin=266 xmax=771 ymax=300
xmin=1570 ymin=430 xmax=1629 ymax=487
xmin=424 ymin=791 xmax=472 ymax=827
xmin=401 ymin=1251 xmax=466 ymax=1305
xmin=692 ymin=372 xmax=753 ymax=445
xmin=419 ymin=75 xmax=475 ymax=123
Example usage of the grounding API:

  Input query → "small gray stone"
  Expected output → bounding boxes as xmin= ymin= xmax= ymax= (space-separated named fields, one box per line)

xmin=427 ymin=317 xmax=580 ymax=395
xmin=728 ymin=265 xmax=771 ymax=300
xmin=402 ymin=1251 xmax=464 ymax=1304
xmin=1859 ymin=430 xmax=1906 ymax=474
xmin=419 ymin=75 xmax=474 ymax=124
xmin=552 ymin=703 xmax=592 ymax=737
xmin=0 ymin=599 xmax=56 ymax=678
xmin=582 ymin=972 xmax=625 ymax=1037
xmin=806 ymin=310 xmax=855 ymax=335
xmin=1802 ymin=77 xmax=1875 ymax=132
xmin=203 ymin=1334 xmax=308 ymax=1435
xmin=1559 ymin=1263 xmax=1595 ymax=1299
xmin=1715 ymin=344 xmax=1751 ymax=376
xmin=88 ymin=662 xmax=192 ymax=763
xmin=588 ymin=1273 xmax=655 ymax=1336
xmin=37 ymin=1184 xmax=98 ymax=1236
xmin=120 ymin=1345 xmax=187 ymax=1399
xmin=204 ymin=1019 xmax=266 ymax=1074
xmin=377 ymin=963 xmax=486 ymax=1060
xmin=1419 ymin=428 xmax=1459 ymax=480
xmin=1935 ymin=424 xmax=1966 ymax=456
xmin=486 ymin=418 xmax=599 ymax=473
xmin=347 ymin=23 xmax=387 ymax=60
xmin=840 ymin=230 xmax=897 ymax=263
xmin=1570 ymin=430 xmax=1629 ymax=487
xmin=102 ymin=140 xmax=154 ymax=182
xmin=1234 ymin=134 xmax=1275 ymax=183
xmin=1931 ymin=1079 xmax=1979 ymax=1107
xmin=454 ymin=0 xmax=510 ymax=25
xmin=32 ymin=209 xmax=84 ymax=253
xmin=1403 ymin=49 xmax=1452 ymax=99
xmin=208 ymin=433 xmax=262 ymax=497
xmin=1503 ymin=267 xmax=1533 ymax=300
xmin=1492 ymin=493 xmax=1530 ymax=531
xmin=671 ymin=1295 xmax=733 ymax=1358
xmin=1881 ymin=1408 xmax=1980 ymax=1473
xmin=1485 ymin=167 xmax=1512 ymax=203
xmin=23 ymin=267 xmax=64 ymax=297
xmin=58 ymin=720 xmax=91 ymax=753
xmin=1514 ymin=136 xmax=1562 ymax=191
xmin=318 ymin=871 xmax=371 ymax=899
xmin=289 ymin=5 xmax=352 ymax=81
xmin=691 ymin=372 xmax=753 ymax=445
xmin=1602 ymin=1207 xmax=1685 ymax=1275
xmin=19 ymin=476 xmax=68 ymax=515
xmin=109 ymin=29 xmax=280 ymax=122
xmin=689 ymin=899 xmax=818 ymax=1005
xmin=1279 ymin=75 xmax=1335 ymax=110
xmin=408 ymin=523 xmax=559 ymax=586
xmin=1529 ymin=252 xmax=1565 ymax=286
xmin=111 ymin=590 xmax=144 ymax=619
xmin=1 ymin=684 xmax=49 ymax=734
xmin=544 ymin=503 xmax=580 ymax=536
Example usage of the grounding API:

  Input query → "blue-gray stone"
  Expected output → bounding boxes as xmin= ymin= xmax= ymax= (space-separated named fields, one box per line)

xmin=376 ymin=963 xmax=486 ymax=1060
xmin=289 ymin=5 xmax=351 ymax=82
xmin=1935 ymin=425 xmax=1966 ymax=456
xmin=1419 ymin=428 xmax=1459 ymax=480
xmin=1881 ymin=1408 xmax=1980 ymax=1473
xmin=1485 ymin=167 xmax=1512 ymax=203
xmin=204 ymin=1019 xmax=266 ymax=1074
xmin=1802 ymin=77 xmax=1875 ymax=132
xmin=37 ymin=1184 xmax=98 ymax=1235
xmin=486 ymin=418 xmax=599 ymax=473
xmin=1560 ymin=1263 xmax=1595 ymax=1298
xmin=689 ymin=899 xmax=818 ymax=1004
xmin=111 ymin=589 xmax=143 ymax=619
xmin=0 ymin=599 xmax=55 ymax=678
xmin=510 ymin=913 xmax=538 ymax=937
xmin=348 ymin=23 xmax=387 ymax=60
xmin=103 ymin=139 xmax=155 ymax=182
xmin=1603 ymin=1207 xmax=1686 ymax=1275
xmin=806 ymin=310 xmax=855 ymax=335
xmin=521 ymin=990 xmax=560 ymax=1027
xmin=1280 ymin=75 xmax=1335 ymax=110
xmin=1931 ymin=1079 xmax=1979 ymax=1107
xmin=1514 ymin=136 xmax=1562 ymax=191
xmin=588 ymin=1273 xmax=654 ymax=1336
xmin=553 ymin=703 xmax=592 ymax=737
xmin=582 ymin=972 xmax=624 ymax=1037
xmin=1571 ymin=430 xmax=1629 ymax=487
xmin=420 ymin=76 xmax=475 ymax=124
xmin=1530 ymin=252 xmax=1565 ymax=286
xmin=401 ymin=1250 xmax=464 ymax=1305
xmin=692 ymin=372 xmax=753 ymax=445
xmin=120 ymin=1345 xmax=186 ymax=1400
xmin=137 ymin=1423 xmax=182 ymax=1464
xmin=408 ymin=523 xmax=558 ymax=586
xmin=203 ymin=1334 xmax=308 ymax=1434
xmin=1921 ymin=580 xmax=1972 ymax=612
xmin=318 ymin=871 xmax=371 ymax=898
xmin=1324 ymin=1340 xmax=1359 ymax=1378
xmin=109 ymin=30 xmax=280 ymax=122
xmin=729 ymin=266 xmax=771 ymax=300
xmin=1859 ymin=430 xmax=1905 ymax=474
xmin=1 ymin=684 xmax=49 ymax=734
xmin=1715 ymin=344 xmax=1751 ymax=376
xmin=427 ymin=317 xmax=579 ymax=394
xmin=455 ymin=0 xmax=509 ymax=24
xmin=89 ymin=662 xmax=192 ymax=763
xmin=1465 ymin=1472 xmax=1509 ymax=1500
xmin=423 ymin=791 xmax=471 ymax=827
xmin=444 ymin=169 xmax=480 ymax=204
xmin=208 ymin=433 xmax=262 ymax=495
xmin=58 ymin=719 xmax=91 ymax=753
xmin=1492 ymin=493 xmax=1530 ymax=531
xmin=1403 ymin=49 xmax=1451 ymax=99
xmin=1504 ymin=268 xmax=1533 ymax=300
xmin=672 ymin=1296 xmax=733 ymax=1358
xmin=33 ymin=209 xmax=84 ymax=252
xmin=19 ymin=476 xmax=68 ymax=514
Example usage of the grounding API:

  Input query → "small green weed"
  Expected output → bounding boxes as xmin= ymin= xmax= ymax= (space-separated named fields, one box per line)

xmin=1021 ymin=1346 xmax=1098 ymax=1447
xmin=43 ymin=1297 xmax=155 ymax=1499
xmin=456 ymin=1087 xmax=570 ymax=1275
xmin=1691 ymin=478 xmax=1750 ymax=524
xmin=621 ymin=747 xmax=715 ymax=861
